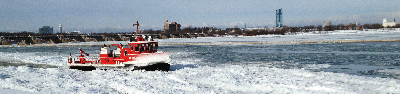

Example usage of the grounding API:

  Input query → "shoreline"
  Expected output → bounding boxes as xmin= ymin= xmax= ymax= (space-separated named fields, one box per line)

xmin=1 ymin=39 xmax=400 ymax=47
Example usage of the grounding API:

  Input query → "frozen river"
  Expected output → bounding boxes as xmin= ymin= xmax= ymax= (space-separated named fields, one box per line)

xmin=0 ymin=29 xmax=400 ymax=93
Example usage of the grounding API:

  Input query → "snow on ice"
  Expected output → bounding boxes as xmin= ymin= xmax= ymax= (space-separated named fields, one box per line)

xmin=0 ymin=64 xmax=399 ymax=93
xmin=1 ymin=29 xmax=400 ymax=93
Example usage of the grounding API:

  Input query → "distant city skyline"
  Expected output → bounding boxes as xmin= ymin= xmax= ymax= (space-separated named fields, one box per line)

xmin=1 ymin=0 xmax=399 ymax=33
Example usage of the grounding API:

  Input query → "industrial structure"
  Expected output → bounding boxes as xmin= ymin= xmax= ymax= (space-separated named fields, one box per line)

xmin=39 ymin=26 xmax=53 ymax=34
xmin=382 ymin=18 xmax=396 ymax=28
xmin=164 ymin=20 xmax=181 ymax=32
xmin=276 ymin=8 xmax=283 ymax=28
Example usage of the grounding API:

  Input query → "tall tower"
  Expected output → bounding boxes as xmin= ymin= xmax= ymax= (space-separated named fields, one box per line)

xmin=59 ymin=24 xmax=62 ymax=33
xmin=276 ymin=8 xmax=283 ymax=28
xmin=164 ymin=20 xmax=169 ymax=31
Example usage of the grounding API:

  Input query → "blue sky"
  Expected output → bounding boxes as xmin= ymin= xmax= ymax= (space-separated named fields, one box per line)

xmin=1 ymin=0 xmax=399 ymax=33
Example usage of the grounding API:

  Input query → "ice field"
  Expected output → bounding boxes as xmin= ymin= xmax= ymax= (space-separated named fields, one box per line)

xmin=1 ymin=29 xmax=400 ymax=93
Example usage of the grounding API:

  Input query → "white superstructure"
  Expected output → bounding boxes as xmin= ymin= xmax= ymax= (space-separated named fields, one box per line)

xmin=382 ymin=18 xmax=396 ymax=28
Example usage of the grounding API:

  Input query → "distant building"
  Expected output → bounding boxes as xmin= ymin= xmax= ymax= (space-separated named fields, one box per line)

xmin=226 ymin=28 xmax=241 ymax=33
xmin=59 ymin=24 xmax=62 ymax=33
xmin=276 ymin=8 xmax=283 ymax=28
xmin=68 ymin=31 xmax=81 ymax=34
xmin=39 ymin=26 xmax=53 ymax=34
xmin=164 ymin=20 xmax=169 ymax=30
xmin=323 ymin=21 xmax=332 ymax=28
xmin=164 ymin=20 xmax=181 ymax=31
xmin=346 ymin=23 xmax=358 ymax=30
xmin=382 ymin=18 xmax=396 ymax=27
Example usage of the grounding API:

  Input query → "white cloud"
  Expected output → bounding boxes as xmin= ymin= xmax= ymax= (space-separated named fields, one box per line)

xmin=151 ymin=25 xmax=163 ymax=30
xmin=228 ymin=22 xmax=245 ymax=27
xmin=202 ymin=23 xmax=208 ymax=27
xmin=181 ymin=24 xmax=191 ymax=28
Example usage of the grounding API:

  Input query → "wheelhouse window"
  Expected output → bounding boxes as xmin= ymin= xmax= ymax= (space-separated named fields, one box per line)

xmin=145 ymin=44 xmax=150 ymax=52
xmin=151 ymin=42 xmax=157 ymax=52
xmin=135 ymin=44 xmax=140 ymax=52
xmin=140 ymin=44 xmax=145 ymax=52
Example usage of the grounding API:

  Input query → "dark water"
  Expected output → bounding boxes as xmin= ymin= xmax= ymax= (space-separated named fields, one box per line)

xmin=165 ymin=42 xmax=400 ymax=65
xmin=1 ymin=42 xmax=400 ymax=79
xmin=162 ymin=42 xmax=400 ymax=79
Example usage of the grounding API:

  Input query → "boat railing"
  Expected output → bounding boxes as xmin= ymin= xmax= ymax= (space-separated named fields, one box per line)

xmin=68 ymin=57 xmax=100 ymax=64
